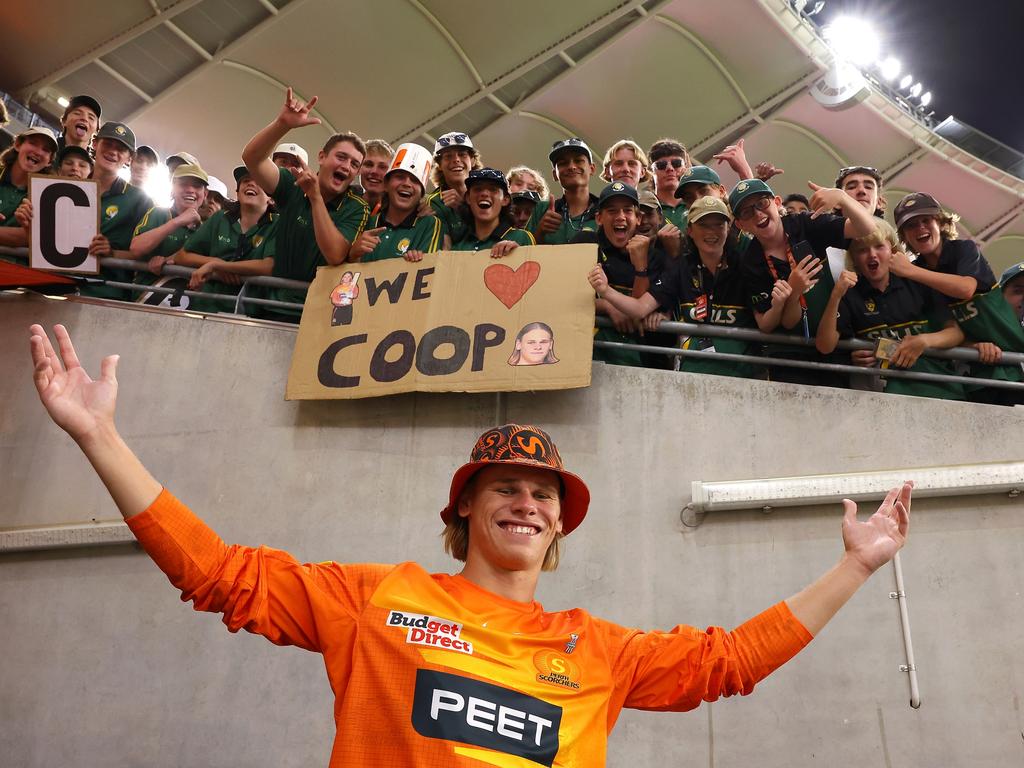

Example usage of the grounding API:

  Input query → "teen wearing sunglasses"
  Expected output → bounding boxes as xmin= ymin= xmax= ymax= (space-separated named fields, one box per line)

xmin=648 ymin=138 xmax=691 ymax=229
xmin=426 ymin=131 xmax=483 ymax=244
xmin=453 ymin=168 xmax=535 ymax=257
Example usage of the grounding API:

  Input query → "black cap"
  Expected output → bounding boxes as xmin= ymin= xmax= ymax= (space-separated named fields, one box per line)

xmin=893 ymin=192 xmax=943 ymax=230
xmin=549 ymin=138 xmax=593 ymax=164
xmin=232 ymin=165 xmax=251 ymax=186
xmin=135 ymin=145 xmax=159 ymax=163
xmin=65 ymin=95 xmax=102 ymax=119
xmin=511 ymin=190 xmax=541 ymax=204
xmin=95 ymin=121 xmax=136 ymax=153
xmin=835 ymin=165 xmax=882 ymax=189
xmin=58 ymin=145 xmax=94 ymax=167
xmin=598 ymin=181 xmax=639 ymax=209
xmin=465 ymin=167 xmax=509 ymax=195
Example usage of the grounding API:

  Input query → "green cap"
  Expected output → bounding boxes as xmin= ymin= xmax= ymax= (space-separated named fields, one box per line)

xmin=728 ymin=178 xmax=775 ymax=212
xmin=95 ymin=122 xmax=136 ymax=153
xmin=999 ymin=262 xmax=1024 ymax=288
xmin=598 ymin=181 xmax=639 ymax=208
xmin=674 ymin=165 xmax=721 ymax=198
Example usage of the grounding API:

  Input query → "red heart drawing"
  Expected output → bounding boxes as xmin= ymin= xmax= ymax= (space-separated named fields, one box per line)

xmin=483 ymin=261 xmax=541 ymax=309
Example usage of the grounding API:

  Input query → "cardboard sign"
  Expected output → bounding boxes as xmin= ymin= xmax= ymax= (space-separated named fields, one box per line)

xmin=28 ymin=175 xmax=100 ymax=274
xmin=286 ymin=245 xmax=596 ymax=400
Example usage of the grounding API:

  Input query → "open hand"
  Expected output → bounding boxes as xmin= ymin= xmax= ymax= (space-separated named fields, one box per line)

xmin=30 ymin=324 xmax=119 ymax=444
xmin=842 ymin=482 xmax=912 ymax=574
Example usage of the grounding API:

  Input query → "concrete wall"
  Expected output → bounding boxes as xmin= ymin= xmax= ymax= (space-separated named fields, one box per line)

xmin=2 ymin=291 xmax=1023 ymax=767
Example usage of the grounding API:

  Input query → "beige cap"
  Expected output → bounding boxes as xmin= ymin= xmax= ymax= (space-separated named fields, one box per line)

xmin=171 ymin=163 xmax=209 ymax=184
xmin=17 ymin=126 xmax=58 ymax=153
xmin=687 ymin=195 xmax=732 ymax=224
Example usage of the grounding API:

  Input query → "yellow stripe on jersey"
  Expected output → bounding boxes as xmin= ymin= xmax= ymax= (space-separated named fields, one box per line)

xmin=453 ymin=746 xmax=543 ymax=767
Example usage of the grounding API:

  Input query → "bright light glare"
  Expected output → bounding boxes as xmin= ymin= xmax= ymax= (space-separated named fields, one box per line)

xmin=920 ymin=91 xmax=932 ymax=106
xmin=910 ymin=82 xmax=923 ymax=97
xmin=899 ymin=74 xmax=913 ymax=89
xmin=822 ymin=16 xmax=880 ymax=66
xmin=143 ymin=167 xmax=173 ymax=208
xmin=57 ymin=96 xmax=70 ymax=108
xmin=879 ymin=57 xmax=901 ymax=81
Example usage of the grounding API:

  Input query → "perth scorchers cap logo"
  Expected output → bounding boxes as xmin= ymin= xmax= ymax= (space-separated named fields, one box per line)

xmin=470 ymin=424 xmax=564 ymax=471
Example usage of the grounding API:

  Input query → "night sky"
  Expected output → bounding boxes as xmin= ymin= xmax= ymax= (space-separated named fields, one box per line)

xmin=818 ymin=0 xmax=1024 ymax=152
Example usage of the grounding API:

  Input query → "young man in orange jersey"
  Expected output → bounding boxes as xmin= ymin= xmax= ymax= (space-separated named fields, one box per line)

xmin=28 ymin=324 xmax=911 ymax=767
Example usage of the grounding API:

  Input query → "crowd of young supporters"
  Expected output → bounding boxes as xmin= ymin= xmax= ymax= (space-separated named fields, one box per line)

xmin=2 ymin=88 xmax=1023 ymax=403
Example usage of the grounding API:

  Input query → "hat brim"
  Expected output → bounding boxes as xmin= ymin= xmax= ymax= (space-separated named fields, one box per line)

xmin=549 ymin=147 xmax=593 ymax=165
xmin=599 ymin=192 xmax=638 ymax=209
xmin=689 ymin=208 xmax=732 ymax=224
xmin=895 ymin=207 xmax=942 ymax=230
xmin=440 ymin=459 xmax=590 ymax=535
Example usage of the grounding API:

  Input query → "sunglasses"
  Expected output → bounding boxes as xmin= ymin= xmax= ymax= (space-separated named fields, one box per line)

xmin=837 ymin=165 xmax=879 ymax=178
xmin=652 ymin=158 xmax=685 ymax=171
xmin=437 ymin=133 xmax=469 ymax=148
xmin=735 ymin=196 xmax=774 ymax=221
xmin=552 ymin=138 xmax=587 ymax=148
xmin=474 ymin=168 xmax=504 ymax=180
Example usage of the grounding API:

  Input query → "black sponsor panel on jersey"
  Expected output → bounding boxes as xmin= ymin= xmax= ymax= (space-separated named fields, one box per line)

xmin=411 ymin=669 xmax=562 ymax=766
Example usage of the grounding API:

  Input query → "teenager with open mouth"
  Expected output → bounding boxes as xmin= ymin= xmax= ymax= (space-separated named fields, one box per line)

xmin=175 ymin=165 xmax=278 ymax=314
xmin=129 ymin=164 xmax=209 ymax=295
xmin=426 ymin=132 xmax=483 ymax=244
xmin=733 ymin=177 xmax=875 ymax=387
xmin=892 ymin=192 xmax=1024 ymax=404
xmin=588 ymin=196 xmax=760 ymax=379
xmin=348 ymin=143 xmax=443 ymax=264
xmin=451 ymin=168 xmax=534 ymax=257
xmin=55 ymin=94 xmax=100 ymax=154
xmin=0 ymin=126 xmax=57 ymax=255
xmin=815 ymin=220 xmax=966 ymax=400
xmin=242 ymin=87 xmax=370 ymax=322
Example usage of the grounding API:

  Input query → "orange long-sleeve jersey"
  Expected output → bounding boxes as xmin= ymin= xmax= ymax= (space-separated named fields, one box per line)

xmin=126 ymin=489 xmax=813 ymax=767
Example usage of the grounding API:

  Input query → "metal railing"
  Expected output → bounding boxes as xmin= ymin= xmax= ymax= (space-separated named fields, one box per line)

xmin=5 ymin=249 xmax=1023 ymax=393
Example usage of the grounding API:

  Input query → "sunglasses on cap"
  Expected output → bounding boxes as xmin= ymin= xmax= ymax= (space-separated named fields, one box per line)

xmin=836 ymin=165 xmax=881 ymax=184
xmin=552 ymin=138 xmax=586 ymax=149
xmin=735 ymin=196 xmax=774 ymax=220
xmin=473 ymin=168 xmax=504 ymax=180
xmin=652 ymin=158 xmax=685 ymax=171
xmin=437 ymin=133 xmax=469 ymax=148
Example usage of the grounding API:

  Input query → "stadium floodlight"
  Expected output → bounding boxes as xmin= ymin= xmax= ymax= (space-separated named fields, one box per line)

xmin=920 ymin=91 xmax=933 ymax=107
xmin=879 ymin=57 xmax=901 ymax=81
xmin=822 ymin=16 xmax=881 ymax=67
xmin=910 ymin=82 xmax=923 ymax=97
xmin=57 ymin=96 xmax=70 ymax=108
xmin=899 ymin=74 xmax=914 ymax=89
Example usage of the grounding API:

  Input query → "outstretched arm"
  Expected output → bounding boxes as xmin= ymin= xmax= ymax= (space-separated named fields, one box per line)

xmin=786 ymin=482 xmax=912 ymax=635
xmin=29 ymin=324 xmax=161 ymax=519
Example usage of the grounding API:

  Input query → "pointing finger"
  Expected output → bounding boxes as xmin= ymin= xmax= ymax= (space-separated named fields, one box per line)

xmin=807 ymin=181 xmax=823 ymax=191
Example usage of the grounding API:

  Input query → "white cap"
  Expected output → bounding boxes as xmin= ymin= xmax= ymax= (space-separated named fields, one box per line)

xmin=386 ymin=143 xmax=433 ymax=192
xmin=273 ymin=142 xmax=308 ymax=166
xmin=433 ymin=131 xmax=474 ymax=156
xmin=207 ymin=176 xmax=229 ymax=200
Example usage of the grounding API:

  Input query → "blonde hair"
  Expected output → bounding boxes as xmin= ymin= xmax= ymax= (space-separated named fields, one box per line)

xmin=442 ymin=473 xmax=564 ymax=571
xmin=846 ymin=219 xmax=902 ymax=271
xmin=507 ymin=165 xmax=550 ymax=198
xmin=600 ymin=139 xmax=651 ymax=183
xmin=363 ymin=139 xmax=394 ymax=160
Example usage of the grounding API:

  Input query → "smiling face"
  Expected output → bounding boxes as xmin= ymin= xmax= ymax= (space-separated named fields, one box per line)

xmin=458 ymin=464 xmax=563 ymax=576
xmin=900 ymin=215 xmax=942 ymax=257
xmin=386 ymin=169 xmax=423 ymax=213
xmin=318 ymin=140 xmax=363 ymax=197
xmin=360 ymin=150 xmax=392 ymax=196
xmin=510 ymin=199 xmax=536 ymax=229
xmin=15 ymin=136 xmax=55 ymax=175
xmin=687 ymin=214 xmax=730 ymax=259
xmin=92 ymin=137 xmax=131 ymax=175
xmin=608 ymin=147 xmax=643 ymax=187
xmin=596 ymin=200 xmax=638 ymax=249
xmin=467 ymin=181 xmax=507 ymax=224
xmin=552 ymin=150 xmax=594 ymax=192
xmin=439 ymin=147 xmax=472 ymax=187
xmin=638 ymin=206 xmax=664 ymax=238
xmin=841 ymin=172 xmax=880 ymax=213
xmin=237 ymin=175 xmax=269 ymax=209
xmin=61 ymin=106 xmax=99 ymax=148
xmin=516 ymin=328 xmax=554 ymax=365
xmin=734 ymin=194 xmax=783 ymax=241
xmin=171 ymin=177 xmax=207 ymax=212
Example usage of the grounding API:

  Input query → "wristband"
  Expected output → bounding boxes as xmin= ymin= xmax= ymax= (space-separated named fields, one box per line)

xmin=633 ymin=268 xmax=649 ymax=277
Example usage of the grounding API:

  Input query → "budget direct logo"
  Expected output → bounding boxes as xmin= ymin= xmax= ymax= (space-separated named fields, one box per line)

xmin=533 ymin=650 xmax=581 ymax=690
xmin=387 ymin=610 xmax=473 ymax=655
xmin=411 ymin=669 xmax=562 ymax=766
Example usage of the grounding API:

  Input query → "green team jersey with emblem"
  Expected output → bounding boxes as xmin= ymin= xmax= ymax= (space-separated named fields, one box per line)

xmin=0 ymin=165 xmax=28 ymax=225
xmin=132 ymin=207 xmax=201 ymax=286
xmin=451 ymin=223 xmax=535 ymax=252
xmin=182 ymin=208 xmax=278 ymax=314
xmin=660 ymin=199 xmax=688 ymax=231
xmin=80 ymin=178 xmax=153 ymax=300
xmin=361 ymin=209 xmax=443 ymax=263
xmin=948 ymin=289 xmax=1024 ymax=384
xmin=268 ymin=166 xmax=369 ymax=317
xmin=426 ymin=189 xmax=468 ymax=244
xmin=525 ymin=194 xmax=599 ymax=245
